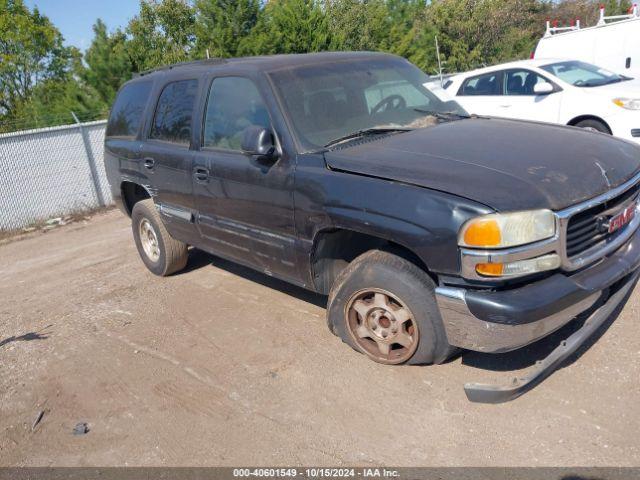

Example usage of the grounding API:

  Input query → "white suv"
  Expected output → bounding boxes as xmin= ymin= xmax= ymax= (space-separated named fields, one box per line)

xmin=447 ymin=59 xmax=640 ymax=144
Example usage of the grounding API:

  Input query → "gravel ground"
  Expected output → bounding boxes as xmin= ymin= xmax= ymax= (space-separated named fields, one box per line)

xmin=1 ymin=210 xmax=639 ymax=466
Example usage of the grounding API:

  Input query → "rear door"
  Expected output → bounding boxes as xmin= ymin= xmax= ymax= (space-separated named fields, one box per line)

xmin=105 ymin=80 xmax=153 ymax=189
xmin=191 ymin=75 xmax=299 ymax=281
xmin=140 ymin=77 xmax=200 ymax=242
xmin=455 ymin=71 xmax=505 ymax=117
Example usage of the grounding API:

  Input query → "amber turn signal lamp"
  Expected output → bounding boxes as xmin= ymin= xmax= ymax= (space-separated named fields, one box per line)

xmin=463 ymin=219 xmax=501 ymax=247
xmin=475 ymin=262 xmax=504 ymax=277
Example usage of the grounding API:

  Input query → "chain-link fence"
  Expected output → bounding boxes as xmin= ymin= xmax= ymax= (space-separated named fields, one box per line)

xmin=0 ymin=119 xmax=112 ymax=232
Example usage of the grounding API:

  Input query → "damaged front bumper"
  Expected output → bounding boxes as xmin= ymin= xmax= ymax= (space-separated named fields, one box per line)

xmin=434 ymin=226 xmax=640 ymax=403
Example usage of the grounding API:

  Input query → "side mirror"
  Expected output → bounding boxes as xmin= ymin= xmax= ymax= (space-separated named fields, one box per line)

xmin=534 ymin=82 xmax=554 ymax=95
xmin=241 ymin=126 xmax=278 ymax=161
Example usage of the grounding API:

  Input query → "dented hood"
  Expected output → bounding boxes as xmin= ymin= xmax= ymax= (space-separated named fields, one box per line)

xmin=324 ymin=118 xmax=640 ymax=211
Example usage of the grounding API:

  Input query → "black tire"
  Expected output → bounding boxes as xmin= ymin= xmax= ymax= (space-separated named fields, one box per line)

xmin=574 ymin=119 xmax=611 ymax=134
xmin=327 ymin=249 xmax=456 ymax=365
xmin=131 ymin=199 xmax=188 ymax=276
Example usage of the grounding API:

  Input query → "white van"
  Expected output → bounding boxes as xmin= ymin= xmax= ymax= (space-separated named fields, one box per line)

xmin=534 ymin=5 xmax=640 ymax=78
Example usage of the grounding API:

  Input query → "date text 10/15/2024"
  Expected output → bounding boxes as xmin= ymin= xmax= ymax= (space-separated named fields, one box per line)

xmin=232 ymin=468 xmax=400 ymax=478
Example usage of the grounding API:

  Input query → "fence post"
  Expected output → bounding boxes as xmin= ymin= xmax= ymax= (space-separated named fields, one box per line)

xmin=72 ymin=112 xmax=105 ymax=207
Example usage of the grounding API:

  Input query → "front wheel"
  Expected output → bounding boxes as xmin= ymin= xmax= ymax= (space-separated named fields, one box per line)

xmin=327 ymin=250 xmax=456 ymax=365
xmin=131 ymin=199 xmax=188 ymax=276
xmin=574 ymin=119 xmax=611 ymax=134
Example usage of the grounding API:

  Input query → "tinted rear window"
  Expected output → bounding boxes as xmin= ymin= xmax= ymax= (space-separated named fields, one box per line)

xmin=149 ymin=79 xmax=198 ymax=145
xmin=459 ymin=72 xmax=502 ymax=96
xmin=106 ymin=81 xmax=152 ymax=137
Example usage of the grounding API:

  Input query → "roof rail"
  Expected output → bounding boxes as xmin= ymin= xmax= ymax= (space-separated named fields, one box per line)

xmin=544 ymin=3 xmax=638 ymax=37
xmin=596 ymin=2 xmax=638 ymax=25
xmin=134 ymin=58 xmax=227 ymax=77
xmin=544 ymin=18 xmax=581 ymax=36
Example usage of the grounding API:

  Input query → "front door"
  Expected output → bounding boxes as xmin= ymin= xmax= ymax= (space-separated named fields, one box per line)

xmin=499 ymin=69 xmax=563 ymax=123
xmin=192 ymin=76 xmax=298 ymax=282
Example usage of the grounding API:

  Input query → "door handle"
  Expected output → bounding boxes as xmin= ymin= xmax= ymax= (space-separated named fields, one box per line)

xmin=143 ymin=158 xmax=155 ymax=170
xmin=193 ymin=167 xmax=210 ymax=182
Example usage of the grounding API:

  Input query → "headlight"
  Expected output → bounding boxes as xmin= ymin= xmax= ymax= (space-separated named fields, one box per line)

xmin=459 ymin=210 xmax=556 ymax=249
xmin=613 ymin=98 xmax=640 ymax=110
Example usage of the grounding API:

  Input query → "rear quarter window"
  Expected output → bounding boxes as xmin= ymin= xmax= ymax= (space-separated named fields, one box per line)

xmin=106 ymin=81 xmax=153 ymax=138
xmin=149 ymin=79 xmax=199 ymax=145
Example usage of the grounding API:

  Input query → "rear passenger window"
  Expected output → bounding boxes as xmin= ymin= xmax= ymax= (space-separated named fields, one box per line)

xmin=149 ymin=79 xmax=198 ymax=145
xmin=459 ymin=72 xmax=502 ymax=96
xmin=203 ymin=77 xmax=270 ymax=151
xmin=106 ymin=81 xmax=152 ymax=138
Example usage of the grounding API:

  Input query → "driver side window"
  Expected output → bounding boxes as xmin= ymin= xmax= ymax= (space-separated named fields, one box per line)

xmin=203 ymin=77 xmax=271 ymax=151
xmin=505 ymin=70 xmax=547 ymax=96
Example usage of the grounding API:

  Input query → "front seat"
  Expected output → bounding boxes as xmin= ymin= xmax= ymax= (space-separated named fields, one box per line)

xmin=507 ymin=75 xmax=524 ymax=95
xmin=523 ymin=74 xmax=538 ymax=95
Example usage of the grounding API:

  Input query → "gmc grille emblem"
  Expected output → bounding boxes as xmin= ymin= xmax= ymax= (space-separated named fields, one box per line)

xmin=598 ymin=202 xmax=638 ymax=233
xmin=599 ymin=202 xmax=637 ymax=235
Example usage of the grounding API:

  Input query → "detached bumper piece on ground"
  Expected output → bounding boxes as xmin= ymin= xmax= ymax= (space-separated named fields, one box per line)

xmin=437 ymin=222 xmax=640 ymax=403
xmin=464 ymin=270 xmax=639 ymax=403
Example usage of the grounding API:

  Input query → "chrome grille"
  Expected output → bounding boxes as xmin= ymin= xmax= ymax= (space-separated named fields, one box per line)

xmin=566 ymin=182 xmax=640 ymax=258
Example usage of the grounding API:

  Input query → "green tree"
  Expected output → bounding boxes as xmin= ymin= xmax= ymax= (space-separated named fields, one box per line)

xmin=10 ymin=80 xmax=106 ymax=129
xmin=125 ymin=0 xmax=196 ymax=72
xmin=426 ymin=0 xmax=547 ymax=73
xmin=83 ymin=20 xmax=133 ymax=105
xmin=239 ymin=0 xmax=331 ymax=55
xmin=5 ymin=0 xmax=632 ymax=132
xmin=605 ymin=0 xmax=633 ymax=15
xmin=0 ymin=0 xmax=71 ymax=118
xmin=606 ymin=0 xmax=632 ymax=15
xmin=5 ymin=46 xmax=107 ymax=130
xmin=194 ymin=0 xmax=260 ymax=58
xmin=325 ymin=0 xmax=390 ymax=51
xmin=549 ymin=0 xmax=633 ymax=26
xmin=390 ymin=18 xmax=440 ymax=75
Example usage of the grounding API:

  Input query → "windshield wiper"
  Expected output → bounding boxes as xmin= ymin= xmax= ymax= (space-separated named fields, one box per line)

xmin=579 ymin=78 xmax=625 ymax=87
xmin=323 ymin=127 xmax=412 ymax=149
xmin=413 ymin=109 xmax=471 ymax=121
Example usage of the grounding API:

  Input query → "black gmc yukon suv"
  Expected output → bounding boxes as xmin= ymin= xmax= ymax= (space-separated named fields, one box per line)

xmin=105 ymin=52 xmax=640 ymax=402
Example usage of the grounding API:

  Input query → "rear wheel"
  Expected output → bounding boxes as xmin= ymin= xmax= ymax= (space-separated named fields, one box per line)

xmin=131 ymin=199 xmax=188 ymax=276
xmin=574 ymin=119 xmax=610 ymax=134
xmin=327 ymin=250 xmax=456 ymax=365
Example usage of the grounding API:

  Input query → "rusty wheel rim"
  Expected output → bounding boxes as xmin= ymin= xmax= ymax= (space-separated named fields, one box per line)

xmin=345 ymin=288 xmax=419 ymax=365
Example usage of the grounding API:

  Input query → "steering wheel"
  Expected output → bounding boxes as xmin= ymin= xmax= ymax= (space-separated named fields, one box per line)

xmin=371 ymin=94 xmax=406 ymax=115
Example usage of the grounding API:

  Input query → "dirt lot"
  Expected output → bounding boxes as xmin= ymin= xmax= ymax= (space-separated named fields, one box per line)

xmin=1 ymin=210 xmax=639 ymax=466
